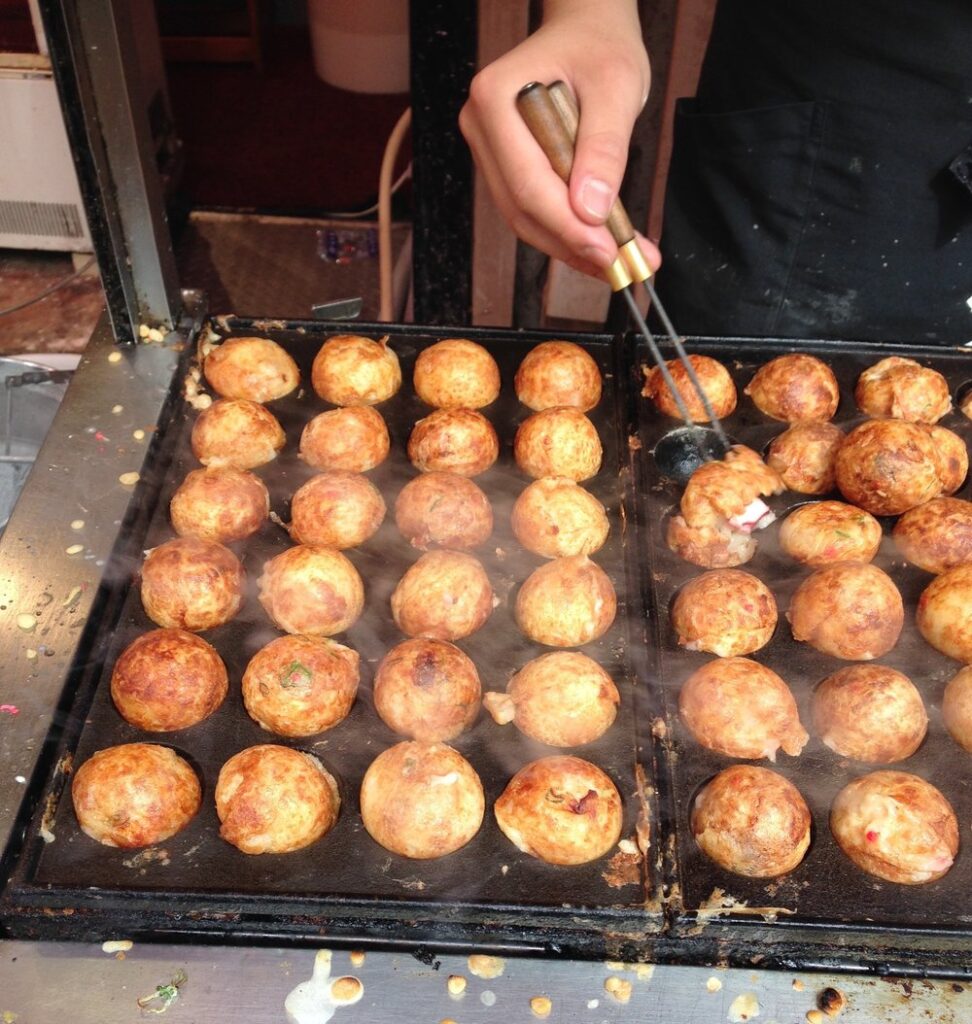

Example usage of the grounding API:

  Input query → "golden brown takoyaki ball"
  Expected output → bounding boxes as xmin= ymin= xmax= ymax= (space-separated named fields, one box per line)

xmin=678 ymin=445 xmax=784 ymax=532
xmin=289 ymin=471 xmax=385 ymax=550
xmin=72 ymin=743 xmax=201 ymax=848
xmin=691 ymin=765 xmax=811 ymax=878
xmin=787 ymin=562 xmax=903 ymax=660
xmin=513 ymin=407 xmax=602 ymax=482
xmin=191 ymin=398 xmax=286 ymax=470
xmin=927 ymin=425 xmax=968 ymax=495
xmin=670 ymin=569 xmax=777 ymax=658
xmin=962 ymin=390 xmax=972 ymax=421
xmin=942 ymin=666 xmax=972 ymax=752
xmin=258 ymin=545 xmax=364 ymax=636
xmin=407 ymin=408 xmax=500 ymax=477
xmin=111 ymin=628 xmax=228 ymax=731
xmin=394 ymin=472 xmax=492 ymax=551
xmin=893 ymin=497 xmax=972 ymax=574
xmin=299 ymin=406 xmax=390 ymax=473
xmin=855 ymin=356 xmax=952 ymax=424
xmin=830 ymin=771 xmax=958 ymax=884
xmin=744 ymin=353 xmax=840 ymax=423
xmin=812 ymin=665 xmax=927 ymax=764
xmin=373 ymin=638 xmax=481 ymax=742
xmin=390 ymin=550 xmax=494 ymax=641
xmin=170 ymin=466 xmax=269 ymax=544
xmin=483 ymin=651 xmax=619 ymax=747
xmin=515 ymin=555 xmax=616 ymax=647
xmin=510 ymin=478 xmax=609 ymax=559
xmin=665 ymin=518 xmax=756 ymax=569
xmin=916 ymin=564 xmax=972 ymax=662
xmin=494 ymin=755 xmax=623 ymax=865
xmin=215 ymin=745 xmax=340 ymax=855
xmin=766 ymin=421 xmax=844 ymax=495
xmin=360 ymin=741 xmax=484 ymax=859
xmin=140 ymin=537 xmax=245 ymax=632
xmin=242 ymin=634 xmax=359 ymax=737
xmin=514 ymin=340 xmax=602 ymax=412
xmin=778 ymin=501 xmax=883 ymax=568
xmin=413 ymin=338 xmax=501 ymax=409
xmin=311 ymin=334 xmax=401 ymax=406
xmin=678 ymin=657 xmax=808 ymax=761
xmin=203 ymin=336 xmax=299 ymax=403
xmin=641 ymin=354 xmax=737 ymax=422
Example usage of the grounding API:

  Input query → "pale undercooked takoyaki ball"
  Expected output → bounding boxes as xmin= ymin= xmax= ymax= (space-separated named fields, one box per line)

xmin=678 ymin=657 xmax=808 ymax=761
xmin=830 ymin=771 xmax=958 ymax=884
xmin=215 ymin=745 xmax=340 ymax=855
xmin=170 ymin=466 xmax=269 ymax=544
xmin=242 ymin=634 xmax=359 ymax=737
xmin=787 ymin=562 xmax=903 ymax=660
xmin=511 ymin=477 xmax=609 ymax=558
xmin=855 ymin=356 xmax=952 ymax=424
xmin=72 ymin=743 xmax=201 ymax=848
xmin=812 ymin=665 xmax=927 ymax=764
xmin=494 ymin=755 xmax=622 ymax=865
xmin=373 ymin=638 xmax=481 ymax=742
xmin=258 ymin=545 xmax=364 ymax=636
xmin=289 ymin=471 xmax=385 ymax=549
xmin=191 ymin=398 xmax=285 ymax=470
xmin=666 ymin=519 xmax=756 ymax=569
xmin=407 ymin=408 xmax=499 ymax=477
xmin=916 ymin=565 xmax=972 ymax=662
xmin=641 ymin=354 xmax=737 ymax=422
xmin=514 ymin=340 xmax=602 ymax=412
xmin=360 ymin=741 xmax=484 ymax=859
xmin=766 ymin=421 xmax=845 ymax=494
xmin=691 ymin=765 xmax=811 ymax=877
xmin=670 ymin=569 xmax=777 ymax=657
xmin=745 ymin=353 xmax=840 ymax=423
xmin=928 ymin=425 xmax=968 ymax=495
xmin=394 ymin=472 xmax=492 ymax=551
xmin=141 ymin=537 xmax=245 ymax=632
xmin=300 ymin=406 xmax=390 ymax=473
xmin=515 ymin=555 xmax=616 ymax=647
xmin=942 ymin=666 xmax=972 ymax=752
xmin=778 ymin=501 xmax=883 ymax=568
xmin=390 ymin=550 xmax=494 ymax=640
xmin=483 ymin=651 xmax=619 ymax=747
xmin=413 ymin=338 xmax=501 ymax=409
xmin=111 ymin=628 xmax=228 ymax=731
xmin=203 ymin=335 xmax=299 ymax=403
xmin=893 ymin=497 xmax=972 ymax=574
xmin=513 ymin=407 xmax=602 ymax=481
xmin=311 ymin=334 xmax=401 ymax=406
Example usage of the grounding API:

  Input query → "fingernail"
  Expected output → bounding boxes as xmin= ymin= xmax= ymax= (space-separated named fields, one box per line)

xmin=580 ymin=178 xmax=614 ymax=220
xmin=580 ymin=245 xmax=613 ymax=269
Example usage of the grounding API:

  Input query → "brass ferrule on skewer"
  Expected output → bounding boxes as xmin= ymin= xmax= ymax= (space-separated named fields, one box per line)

xmin=619 ymin=238 xmax=652 ymax=285
xmin=604 ymin=256 xmax=633 ymax=291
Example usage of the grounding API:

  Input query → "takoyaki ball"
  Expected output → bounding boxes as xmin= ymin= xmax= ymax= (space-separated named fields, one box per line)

xmin=778 ymin=501 xmax=883 ymax=568
xmin=258 ymin=545 xmax=364 ymax=636
xmin=408 ymin=408 xmax=499 ymax=477
xmin=483 ymin=651 xmax=619 ymax=747
xmin=413 ymin=338 xmax=501 ymax=409
xmin=927 ymin=425 xmax=968 ymax=495
xmin=678 ymin=657 xmax=808 ymax=761
xmin=373 ymin=638 xmax=481 ymax=742
xmin=513 ymin=407 xmax=602 ymax=482
xmin=170 ymin=466 xmax=269 ymax=544
xmin=670 ymin=569 xmax=777 ymax=658
xmin=641 ymin=354 xmax=737 ymax=422
xmin=390 ymin=550 xmax=494 ymax=641
xmin=111 ymin=628 xmax=228 ymax=732
xmin=191 ymin=398 xmax=285 ymax=470
xmin=812 ymin=665 xmax=927 ymax=764
xmin=962 ymin=390 xmax=972 ymax=421
xmin=203 ymin=335 xmax=299 ymax=403
xmin=514 ymin=340 xmax=602 ymax=412
xmin=787 ymin=563 xmax=903 ymax=660
xmin=679 ymin=445 xmax=784 ymax=532
xmin=855 ymin=356 xmax=952 ymax=424
xmin=893 ymin=497 xmax=972 ymax=574
xmin=394 ymin=472 xmax=492 ymax=551
xmin=511 ymin=478 xmax=609 ymax=559
xmin=515 ymin=555 xmax=616 ymax=648
xmin=215 ymin=745 xmax=340 ymax=855
xmin=830 ymin=771 xmax=958 ymax=884
xmin=289 ymin=471 xmax=385 ymax=550
xmin=360 ymin=741 xmax=484 ymax=859
xmin=942 ymin=666 xmax=972 ymax=752
xmin=141 ymin=537 xmax=245 ymax=632
xmin=311 ymin=333 xmax=401 ymax=406
xmin=300 ymin=406 xmax=390 ymax=473
xmin=242 ymin=635 xmax=359 ymax=737
xmin=691 ymin=765 xmax=811 ymax=878
xmin=916 ymin=565 xmax=972 ymax=662
xmin=745 ymin=353 xmax=840 ymax=423
xmin=666 ymin=518 xmax=756 ymax=569
xmin=72 ymin=743 xmax=201 ymax=848
xmin=494 ymin=755 xmax=623 ymax=866
xmin=766 ymin=421 xmax=844 ymax=495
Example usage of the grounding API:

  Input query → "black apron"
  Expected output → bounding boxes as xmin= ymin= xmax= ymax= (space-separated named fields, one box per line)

xmin=657 ymin=0 xmax=972 ymax=345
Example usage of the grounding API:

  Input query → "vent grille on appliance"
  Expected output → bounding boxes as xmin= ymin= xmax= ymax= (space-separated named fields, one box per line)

xmin=0 ymin=200 xmax=84 ymax=239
